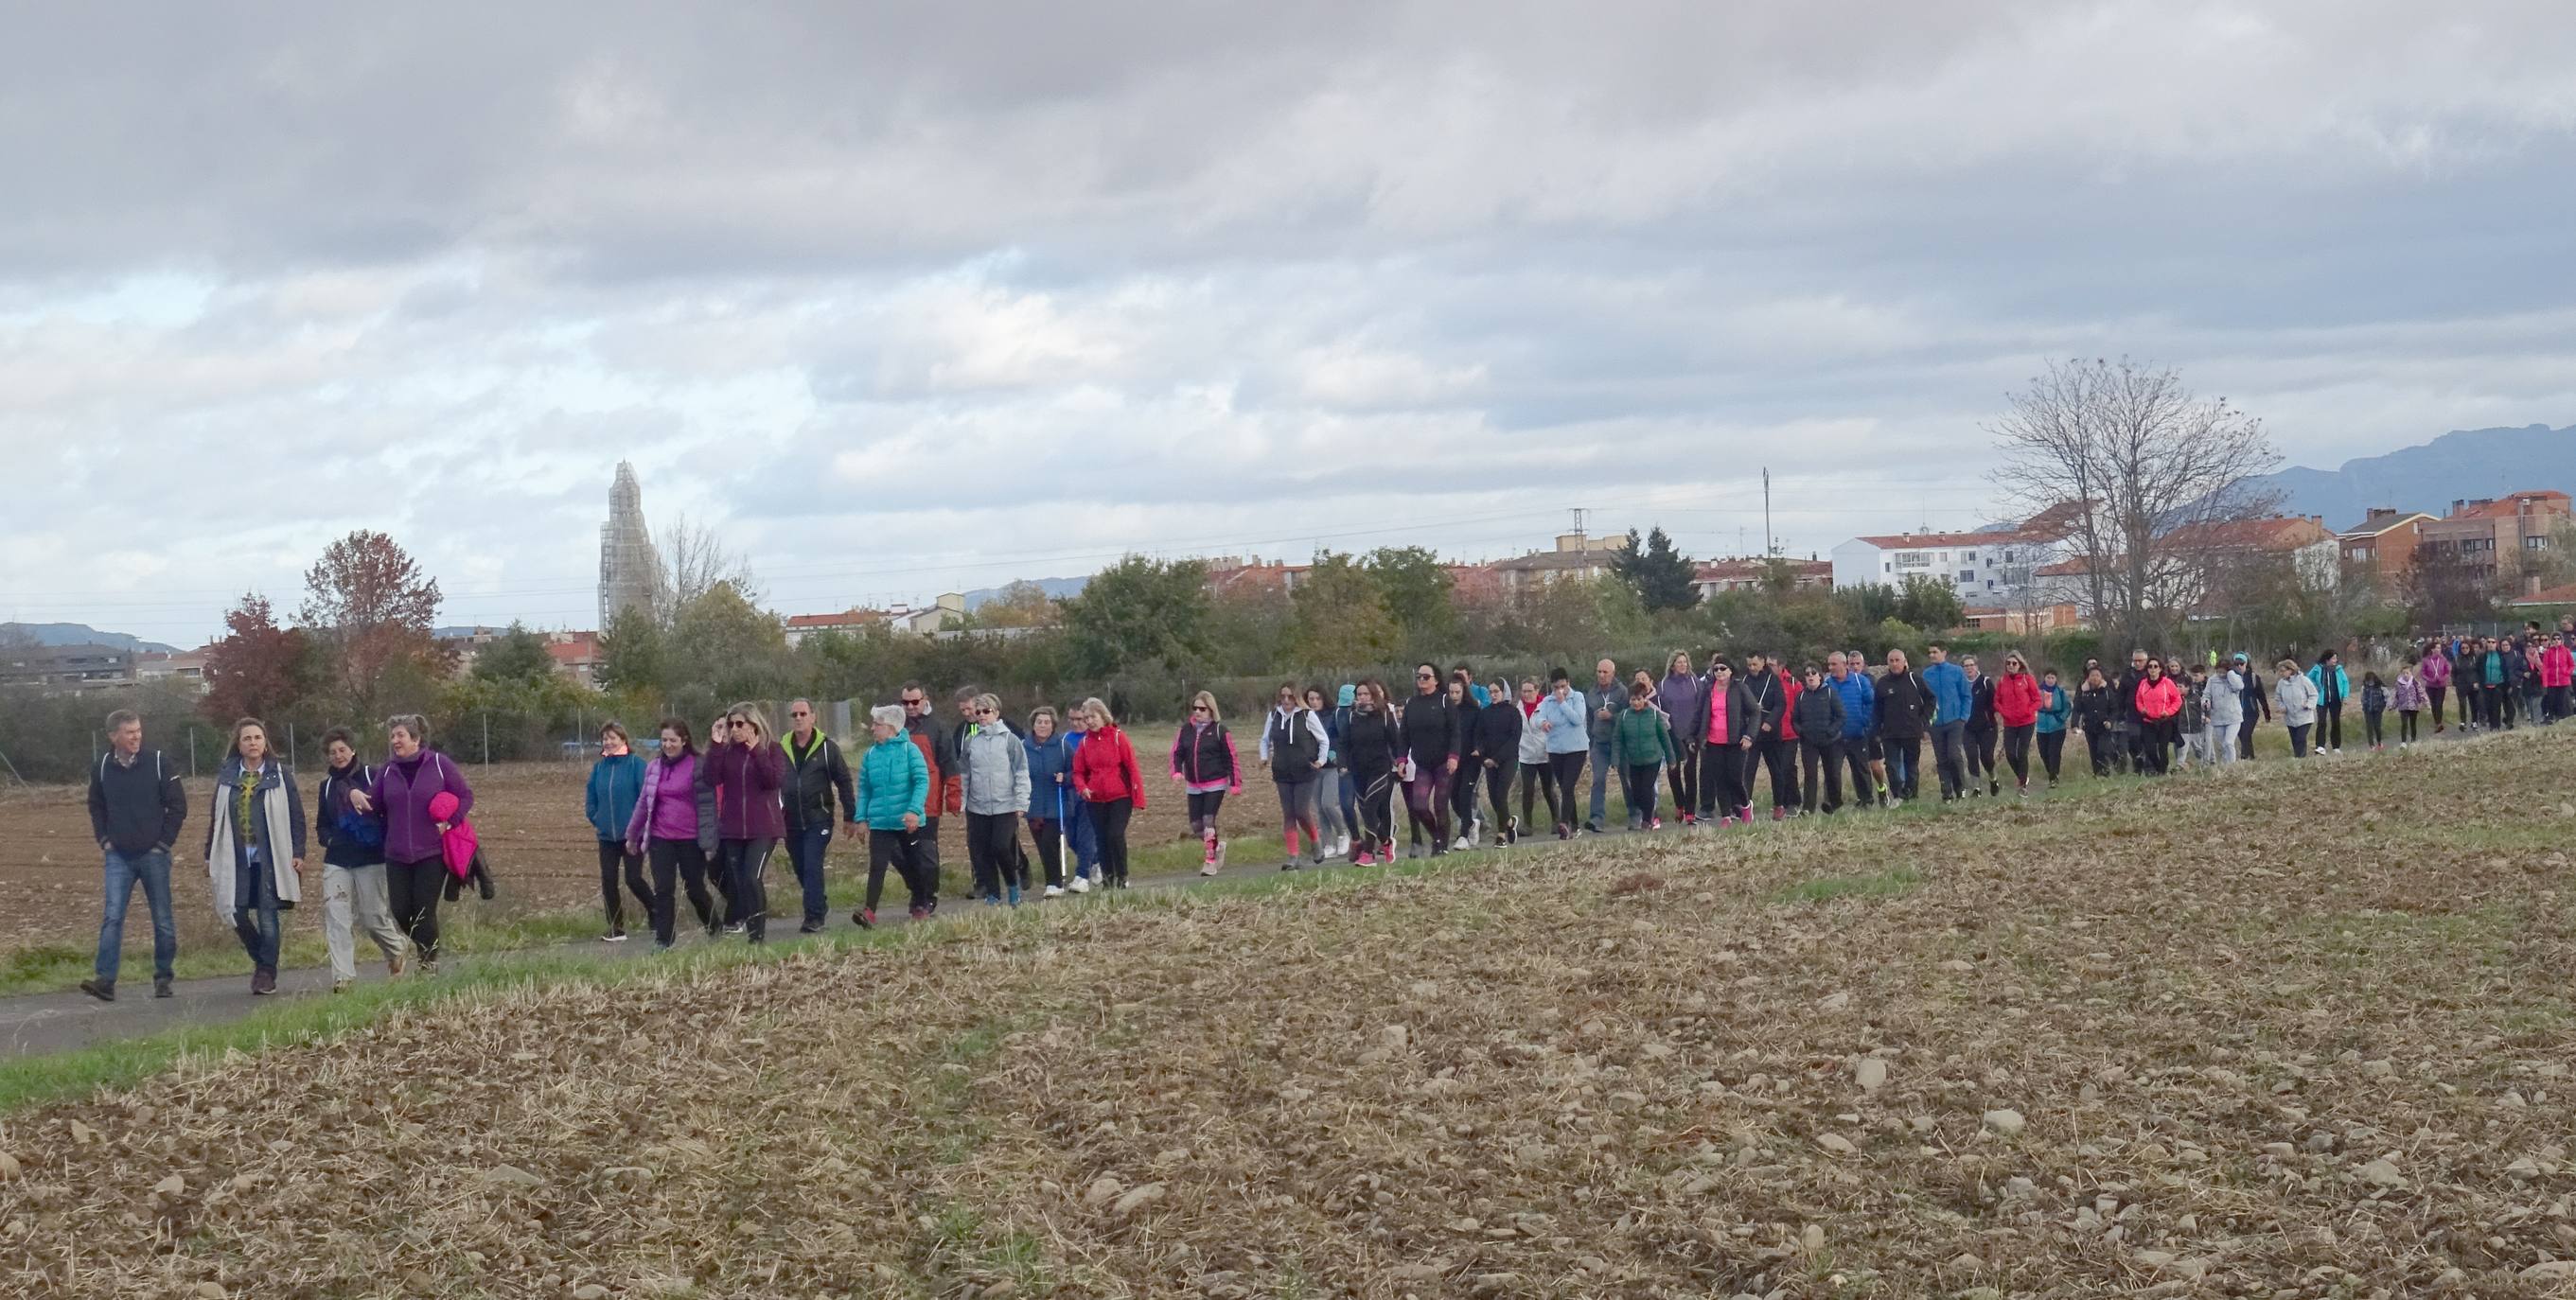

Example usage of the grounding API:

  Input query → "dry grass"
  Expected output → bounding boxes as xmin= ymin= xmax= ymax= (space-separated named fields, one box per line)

xmin=4 ymin=733 xmax=2576 ymax=1296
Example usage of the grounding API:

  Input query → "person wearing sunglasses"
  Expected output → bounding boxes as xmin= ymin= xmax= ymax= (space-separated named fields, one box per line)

xmin=1260 ymin=682 xmax=1332 ymax=870
xmin=2033 ymin=668 xmax=2073 ymax=787
xmin=1695 ymin=660 xmax=1754 ymax=824
xmin=1172 ymin=690 xmax=1241 ymax=875
xmin=1070 ymin=697 xmax=1145 ymax=887
xmin=1399 ymin=663 xmax=1462 ymax=856
xmin=896 ymin=682 xmax=948 ymax=897
xmin=1791 ymin=664 xmax=1846 ymax=814
xmin=960 ymin=694 xmax=1032 ymax=905
xmin=1340 ymin=680 xmax=1403 ymax=864
xmin=780 ymin=699 xmax=856 ymax=934
xmin=1992 ymin=654 xmax=2042 ymax=797
xmin=705 ymin=704 xmax=785 ymax=942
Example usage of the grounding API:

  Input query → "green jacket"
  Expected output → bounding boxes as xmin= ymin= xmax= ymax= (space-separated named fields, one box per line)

xmin=1610 ymin=705 xmax=1678 ymax=768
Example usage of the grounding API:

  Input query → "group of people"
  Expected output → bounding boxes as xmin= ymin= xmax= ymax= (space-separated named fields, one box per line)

xmin=76 ymin=620 xmax=2571 ymax=998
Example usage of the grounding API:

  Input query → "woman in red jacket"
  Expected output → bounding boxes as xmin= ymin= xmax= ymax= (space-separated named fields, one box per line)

xmin=706 ymin=702 xmax=787 ymax=942
xmin=1072 ymin=696 xmax=1146 ymax=888
xmin=2132 ymin=661 xmax=2183 ymax=777
xmin=1991 ymin=653 xmax=2043 ymax=797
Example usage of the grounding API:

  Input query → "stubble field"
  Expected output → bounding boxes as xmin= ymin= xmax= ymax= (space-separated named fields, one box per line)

xmin=3 ymin=730 xmax=2575 ymax=1296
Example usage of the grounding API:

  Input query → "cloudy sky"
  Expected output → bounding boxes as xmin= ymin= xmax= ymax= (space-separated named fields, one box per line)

xmin=6 ymin=2 xmax=2573 ymax=644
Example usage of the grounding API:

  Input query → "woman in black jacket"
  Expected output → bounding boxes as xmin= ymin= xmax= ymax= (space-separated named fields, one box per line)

xmin=1790 ymin=665 xmax=1847 ymax=814
xmin=1444 ymin=674 xmax=1483 ymax=850
xmin=1695 ymin=662 xmax=1756 ymax=823
xmin=1475 ymin=679 xmax=1525 ymax=845
xmin=1397 ymin=664 xmax=1461 ymax=857
xmin=1340 ymin=679 xmax=1403 ymax=866
xmin=2073 ymin=667 xmax=2118 ymax=777
xmin=1962 ymin=658 xmax=2000 ymax=797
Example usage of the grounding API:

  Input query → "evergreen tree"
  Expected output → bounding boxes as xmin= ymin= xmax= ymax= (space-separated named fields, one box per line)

xmin=1614 ymin=527 xmax=1701 ymax=612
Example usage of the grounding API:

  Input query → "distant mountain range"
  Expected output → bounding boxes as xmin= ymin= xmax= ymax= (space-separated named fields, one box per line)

xmin=962 ymin=576 xmax=1088 ymax=610
xmin=0 ymin=623 xmax=177 ymax=653
xmin=2248 ymin=423 xmax=2572 ymax=529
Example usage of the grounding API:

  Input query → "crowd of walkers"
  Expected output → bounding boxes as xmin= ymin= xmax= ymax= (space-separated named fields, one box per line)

xmin=75 ymin=621 xmax=2573 ymax=999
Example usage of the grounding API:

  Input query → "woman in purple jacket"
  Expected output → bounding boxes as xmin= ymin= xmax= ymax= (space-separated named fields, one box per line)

xmin=625 ymin=717 xmax=721 ymax=949
xmin=346 ymin=713 xmax=471 ymax=974
xmin=705 ymin=702 xmax=787 ymax=943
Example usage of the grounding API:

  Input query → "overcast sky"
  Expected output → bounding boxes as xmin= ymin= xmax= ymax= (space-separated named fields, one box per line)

xmin=6 ymin=2 xmax=2573 ymax=644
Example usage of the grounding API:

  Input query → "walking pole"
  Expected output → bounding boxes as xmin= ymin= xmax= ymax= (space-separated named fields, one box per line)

xmin=1055 ymin=782 xmax=1069 ymax=889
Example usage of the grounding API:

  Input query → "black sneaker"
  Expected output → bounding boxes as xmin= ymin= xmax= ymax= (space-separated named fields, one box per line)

xmin=153 ymin=976 xmax=173 ymax=998
xmin=799 ymin=921 xmax=825 ymax=935
xmin=79 ymin=978 xmax=114 ymax=1003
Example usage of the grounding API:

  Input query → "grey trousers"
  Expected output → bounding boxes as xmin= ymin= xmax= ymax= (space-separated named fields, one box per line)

xmin=323 ymin=862 xmax=410 ymax=981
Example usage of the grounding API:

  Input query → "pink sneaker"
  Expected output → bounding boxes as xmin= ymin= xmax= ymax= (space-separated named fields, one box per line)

xmin=1355 ymin=850 xmax=1377 ymax=866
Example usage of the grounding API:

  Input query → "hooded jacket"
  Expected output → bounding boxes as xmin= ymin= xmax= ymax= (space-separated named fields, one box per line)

xmin=2306 ymin=662 xmax=2352 ymax=707
xmin=1791 ymin=682 xmax=1846 ymax=742
xmin=1993 ymin=672 xmax=2042 ymax=729
xmin=2073 ymin=681 xmax=2116 ymax=729
xmin=1258 ymin=707 xmax=1331 ymax=783
xmin=1920 ymin=660 xmax=1971 ymax=726
xmin=2274 ymin=672 xmax=2319 ymax=727
xmin=1535 ymin=689 xmax=1591 ymax=756
xmin=2135 ymin=674 xmax=2183 ymax=724
xmin=1610 ymin=703 xmax=1679 ymax=769
xmin=781 ymin=730 xmax=856 ymax=829
xmin=368 ymin=749 xmax=473 ymax=867
xmin=1515 ymin=696 xmax=1549 ymax=764
xmin=1656 ymin=671 xmax=1705 ymax=746
xmin=2544 ymin=644 xmax=2575 ymax=689
xmin=1875 ymin=668 xmax=1934 ymax=740
xmin=961 ymin=722 xmax=1033 ymax=816
xmin=1827 ymin=670 xmax=1876 ymax=742
xmin=855 ymin=735 xmax=930 ymax=830
xmin=2202 ymin=670 xmax=2245 ymax=728
xmin=1476 ymin=697 xmax=1525 ymax=768
xmin=2234 ymin=662 xmax=2270 ymax=721
xmin=2391 ymin=671 xmax=2428 ymax=711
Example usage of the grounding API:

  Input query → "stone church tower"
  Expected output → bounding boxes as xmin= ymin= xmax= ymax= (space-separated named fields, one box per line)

xmin=598 ymin=462 xmax=662 ymax=628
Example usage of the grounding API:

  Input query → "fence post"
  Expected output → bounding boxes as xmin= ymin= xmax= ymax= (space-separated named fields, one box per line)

xmin=482 ymin=711 xmax=490 ymax=767
xmin=289 ymin=722 xmax=298 ymax=772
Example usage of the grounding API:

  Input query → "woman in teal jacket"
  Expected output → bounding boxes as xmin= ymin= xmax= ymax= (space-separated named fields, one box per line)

xmin=583 ymin=722 xmax=652 ymax=941
xmin=2032 ymin=670 xmax=2073 ymax=786
xmin=853 ymin=705 xmax=933 ymax=925
xmin=2305 ymin=650 xmax=2353 ymax=755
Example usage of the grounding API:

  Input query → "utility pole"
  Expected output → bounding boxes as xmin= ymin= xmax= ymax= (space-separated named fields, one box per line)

xmin=1763 ymin=467 xmax=1774 ymax=558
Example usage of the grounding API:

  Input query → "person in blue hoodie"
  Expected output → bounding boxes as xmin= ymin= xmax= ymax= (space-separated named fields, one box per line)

xmin=2033 ymin=669 xmax=2073 ymax=786
xmin=583 ymin=722 xmax=653 ymax=942
xmin=1920 ymin=644 xmax=1973 ymax=801
xmin=1825 ymin=652 xmax=1879 ymax=809
xmin=2306 ymin=649 xmax=2353 ymax=754
xmin=1330 ymin=684 xmax=1360 ymax=844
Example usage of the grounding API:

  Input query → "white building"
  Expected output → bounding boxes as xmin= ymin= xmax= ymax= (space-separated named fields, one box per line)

xmin=1830 ymin=529 xmax=2056 ymax=602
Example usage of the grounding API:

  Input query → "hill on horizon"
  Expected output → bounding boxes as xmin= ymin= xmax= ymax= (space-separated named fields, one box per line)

xmin=2250 ymin=423 xmax=2572 ymax=529
xmin=0 ymin=623 xmax=177 ymax=654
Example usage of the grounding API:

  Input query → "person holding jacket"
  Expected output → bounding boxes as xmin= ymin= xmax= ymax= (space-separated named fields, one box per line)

xmin=2200 ymin=661 xmax=2244 ymax=768
xmin=1610 ymin=681 xmax=1679 ymax=829
xmin=2232 ymin=654 xmax=2269 ymax=759
xmin=1920 ymin=645 xmax=1972 ymax=801
xmin=2543 ymin=631 xmax=2574 ymax=723
xmin=706 ymin=704 xmax=787 ymax=943
xmin=1656 ymin=652 xmax=1704 ymax=825
xmin=2034 ymin=669 xmax=2073 ymax=785
xmin=347 ymin=714 xmax=470 ymax=975
xmin=1991 ymin=654 xmax=2042 ymax=796
xmin=1791 ymin=663 xmax=1847 ymax=814
xmin=2306 ymin=650 xmax=2352 ymax=754
xmin=626 ymin=718 xmax=720 ymax=948
xmin=779 ymin=699 xmax=856 ymax=935
xmin=1258 ymin=683 xmax=1332 ymax=871
xmin=313 ymin=729 xmax=408 ymax=993
xmin=2132 ymin=661 xmax=2183 ymax=775
xmin=1023 ymin=707 xmax=1081 ymax=898
xmin=1826 ymin=653 xmax=1879 ymax=808
xmin=584 ymin=722 xmax=653 ymax=942
xmin=203 ymin=718 xmax=306 ymax=996
xmin=1072 ymin=697 xmax=1145 ymax=888
xmin=852 ymin=705 xmax=934 ymax=923
xmin=1340 ymin=679 xmax=1403 ymax=864
xmin=2274 ymin=658 xmax=2320 ymax=757
xmin=961 ymin=694 xmax=1033 ymax=905
xmin=1172 ymin=690 xmax=1242 ymax=875
xmin=1476 ymin=678 xmax=1526 ymax=845
xmin=1875 ymin=650 xmax=1935 ymax=802
xmin=1400 ymin=663 xmax=1463 ymax=856
xmin=80 ymin=708 xmax=188 ymax=1003
xmin=1534 ymin=670 xmax=1593 ymax=839
xmin=1696 ymin=661 xmax=1756 ymax=822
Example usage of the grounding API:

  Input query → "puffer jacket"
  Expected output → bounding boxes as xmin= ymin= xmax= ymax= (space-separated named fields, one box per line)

xmin=855 ymin=736 xmax=930 ymax=830
xmin=1610 ymin=704 xmax=1678 ymax=769
xmin=1791 ymin=683 xmax=1845 ymax=742
xmin=2274 ymin=672 xmax=2319 ymax=727
xmin=2203 ymin=670 xmax=2244 ymax=728
xmin=960 ymin=723 xmax=1032 ymax=816
xmin=1073 ymin=723 xmax=1146 ymax=807
xmin=2391 ymin=672 xmax=2427 ymax=711
xmin=1992 ymin=672 xmax=2042 ymax=729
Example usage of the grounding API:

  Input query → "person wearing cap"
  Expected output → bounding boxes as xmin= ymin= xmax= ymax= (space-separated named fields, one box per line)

xmin=2231 ymin=654 xmax=2268 ymax=760
xmin=1330 ymin=684 xmax=1361 ymax=848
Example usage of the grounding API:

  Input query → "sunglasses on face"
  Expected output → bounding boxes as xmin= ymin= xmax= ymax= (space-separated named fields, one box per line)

xmin=1416 ymin=673 xmax=1436 ymax=680
xmin=902 ymin=698 xmax=926 ymax=709
xmin=1191 ymin=705 xmax=1210 ymax=713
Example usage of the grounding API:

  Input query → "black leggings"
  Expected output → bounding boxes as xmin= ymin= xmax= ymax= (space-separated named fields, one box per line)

xmin=1186 ymin=789 xmax=1226 ymax=840
xmin=2398 ymin=710 xmax=2419 ymax=743
xmin=866 ymin=828 xmax=934 ymax=912
xmin=1545 ymin=751 xmax=1585 ymax=830
xmin=2002 ymin=725 xmax=2035 ymax=785
xmin=2427 ymin=684 xmax=2448 ymax=728
xmin=2363 ymin=709 xmax=2385 ymax=747
xmin=1700 ymin=742 xmax=1750 ymax=817
xmin=647 ymin=837 xmax=718 ymax=944
xmin=1519 ymin=760 xmax=1558 ymax=827
xmin=386 ymin=856 xmax=447 ymax=962
xmin=2318 ymin=705 xmax=2343 ymax=750
xmin=1665 ymin=743 xmax=1698 ymax=820
xmin=1089 ymin=798 xmax=1134 ymax=884
xmin=595 ymin=839 xmax=656 ymax=934
xmin=1027 ymin=818 xmax=1065 ymax=887
xmin=1448 ymin=762 xmax=1481 ymax=831
xmin=966 ymin=811 xmax=1024 ymax=898
xmin=1353 ymin=768 xmax=1397 ymax=852
xmin=2036 ymin=729 xmax=2066 ymax=781
xmin=1964 ymin=728 xmax=1995 ymax=783
xmin=1484 ymin=762 xmax=1516 ymax=833
xmin=718 ymin=837 xmax=776 ymax=941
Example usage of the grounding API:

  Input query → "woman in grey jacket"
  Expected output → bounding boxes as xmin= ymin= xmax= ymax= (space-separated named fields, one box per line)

xmin=2273 ymin=659 xmax=2320 ymax=758
xmin=961 ymin=694 xmax=1033 ymax=905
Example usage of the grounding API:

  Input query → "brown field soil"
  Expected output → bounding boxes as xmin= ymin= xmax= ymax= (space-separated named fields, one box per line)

xmin=0 ymin=759 xmax=1210 ymax=957
xmin=6 ymin=732 xmax=2575 ymax=1295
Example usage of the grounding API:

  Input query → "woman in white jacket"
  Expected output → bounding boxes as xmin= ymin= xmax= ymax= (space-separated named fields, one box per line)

xmin=2273 ymin=659 xmax=2320 ymax=759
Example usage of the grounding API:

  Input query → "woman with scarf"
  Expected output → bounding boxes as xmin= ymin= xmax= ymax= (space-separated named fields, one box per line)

xmin=204 ymin=718 xmax=305 ymax=995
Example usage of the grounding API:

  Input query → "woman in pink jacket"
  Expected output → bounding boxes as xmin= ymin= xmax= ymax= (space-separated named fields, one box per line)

xmin=705 ymin=703 xmax=787 ymax=943
xmin=2417 ymin=641 xmax=2452 ymax=733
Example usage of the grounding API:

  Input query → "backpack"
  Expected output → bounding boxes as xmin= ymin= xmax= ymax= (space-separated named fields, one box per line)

xmin=326 ymin=766 xmax=387 ymax=850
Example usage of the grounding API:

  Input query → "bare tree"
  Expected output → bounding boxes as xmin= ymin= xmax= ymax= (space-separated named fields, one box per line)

xmin=653 ymin=513 xmax=762 ymax=629
xmin=1986 ymin=359 xmax=2282 ymax=649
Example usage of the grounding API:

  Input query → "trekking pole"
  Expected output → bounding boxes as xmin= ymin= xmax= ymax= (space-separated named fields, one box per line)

xmin=1055 ymin=782 xmax=1069 ymax=887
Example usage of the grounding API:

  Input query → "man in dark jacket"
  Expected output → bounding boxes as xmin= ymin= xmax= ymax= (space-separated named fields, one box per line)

xmin=1583 ymin=659 xmax=1620 ymax=833
xmin=1740 ymin=653 xmax=1798 ymax=820
xmin=81 ymin=709 xmax=187 ymax=1001
xmin=1875 ymin=650 xmax=1935 ymax=803
xmin=2232 ymin=653 xmax=2269 ymax=760
xmin=899 ymin=682 xmax=948 ymax=893
xmin=782 ymin=699 xmax=858 ymax=934
xmin=1791 ymin=664 xmax=1847 ymax=814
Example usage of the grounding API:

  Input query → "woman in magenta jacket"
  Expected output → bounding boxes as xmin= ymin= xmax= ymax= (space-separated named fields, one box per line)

xmin=705 ymin=703 xmax=787 ymax=943
xmin=347 ymin=712 xmax=472 ymax=974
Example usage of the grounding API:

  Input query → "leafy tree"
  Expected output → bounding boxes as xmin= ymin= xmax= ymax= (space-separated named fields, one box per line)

xmin=975 ymin=581 xmax=1061 ymax=629
xmin=1206 ymin=584 xmax=1295 ymax=676
xmin=1613 ymin=527 xmax=1700 ymax=612
xmin=1362 ymin=546 xmax=1456 ymax=655
xmin=1290 ymin=552 xmax=1399 ymax=668
xmin=1893 ymin=574 xmax=1967 ymax=632
xmin=597 ymin=606 xmax=667 ymax=696
xmin=665 ymin=581 xmax=793 ymax=713
xmin=471 ymin=622 xmax=556 ymax=684
xmin=299 ymin=530 xmax=444 ymax=718
xmin=2404 ymin=551 xmax=2504 ymax=629
xmin=201 ymin=592 xmax=310 ymax=725
xmin=1060 ymin=555 xmax=1212 ymax=676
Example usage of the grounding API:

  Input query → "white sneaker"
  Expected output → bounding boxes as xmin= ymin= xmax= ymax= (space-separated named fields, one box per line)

xmin=1067 ymin=875 xmax=1091 ymax=894
xmin=1043 ymin=885 xmax=1064 ymax=899
xmin=1449 ymin=834 xmax=1470 ymax=851
xmin=1214 ymin=840 xmax=1229 ymax=868
xmin=1335 ymin=833 xmax=1350 ymax=857
xmin=1200 ymin=862 xmax=1220 ymax=876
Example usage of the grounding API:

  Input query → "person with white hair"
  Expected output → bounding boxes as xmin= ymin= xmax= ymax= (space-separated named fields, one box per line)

xmin=853 ymin=704 xmax=933 ymax=924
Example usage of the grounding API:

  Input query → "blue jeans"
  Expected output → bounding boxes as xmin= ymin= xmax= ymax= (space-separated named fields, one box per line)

xmin=784 ymin=822 xmax=834 ymax=926
xmin=233 ymin=847 xmax=281 ymax=972
xmin=1587 ymin=738 xmax=1614 ymax=828
xmin=96 ymin=847 xmax=178 ymax=986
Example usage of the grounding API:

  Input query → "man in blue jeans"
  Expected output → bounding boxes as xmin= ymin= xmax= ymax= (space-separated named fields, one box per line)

xmin=1920 ymin=643 xmax=1973 ymax=802
xmin=1583 ymin=658 xmax=1620 ymax=833
xmin=81 ymin=709 xmax=188 ymax=1001
xmin=781 ymin=699 xmax=858 ymax=935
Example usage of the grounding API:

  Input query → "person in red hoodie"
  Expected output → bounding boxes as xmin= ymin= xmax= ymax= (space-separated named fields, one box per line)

xmin=2543 ymin=630 xmax=2574 ymax=725
xmin=1991 ymin=653 xmax=2044 ymax=797
xmin=1071 ymin=696 xmax=1146 ymax=888
xmin=706 ymin=703 xmax=787 ymax=943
